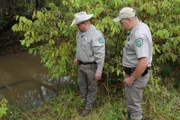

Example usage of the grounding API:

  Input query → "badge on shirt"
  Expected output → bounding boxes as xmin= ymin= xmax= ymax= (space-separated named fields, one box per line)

xmin=98 ymin=37 xmax=104 ymax=44
xmin=136 ymin=39 xmax=143 ymax=47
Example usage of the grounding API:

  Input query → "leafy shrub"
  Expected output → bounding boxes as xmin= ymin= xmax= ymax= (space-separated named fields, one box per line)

xmin=0 ymin=98 xmax=8 ymax=119
xmin=12 ymin=0 xmax=180 ymax=85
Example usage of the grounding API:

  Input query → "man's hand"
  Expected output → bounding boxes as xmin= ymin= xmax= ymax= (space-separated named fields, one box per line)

xmin=123 ymin=77 xmax=134 ymax=86
xmin=95 ymin=72 xmax=102 ymax=81
xmin=74 ymin=58 xmax=78 ymax=66
xmin=123 ymin=57 xmax=149 ymax=86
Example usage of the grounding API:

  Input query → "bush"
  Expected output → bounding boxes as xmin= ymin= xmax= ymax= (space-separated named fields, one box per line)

xmin=0 ymin=98 xmax=8 ymax=119
xmin=12 ymin=0 xmax=180 ymax=85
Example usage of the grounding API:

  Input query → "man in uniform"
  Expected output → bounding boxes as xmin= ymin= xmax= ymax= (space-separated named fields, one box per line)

xmin=113 ymin=7 xmax=153 ymax=120
xmin=71 ymin=11 xmax=105 ymax=117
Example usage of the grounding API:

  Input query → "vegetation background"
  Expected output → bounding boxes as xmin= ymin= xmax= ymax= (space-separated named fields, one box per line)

xmin=0 ymin=0 xmax=180 ymax=119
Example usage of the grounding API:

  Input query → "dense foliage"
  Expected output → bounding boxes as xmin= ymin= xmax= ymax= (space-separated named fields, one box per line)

xmin=12 ymin=0 xmax=180 ymax=84
xmin=0 ymin=0 xmax=36 ymax=31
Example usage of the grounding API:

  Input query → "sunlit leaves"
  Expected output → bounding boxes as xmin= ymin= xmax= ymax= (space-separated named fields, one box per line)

xmin=93 ymin=7 xmax=104 ymax=17
xmin=0 ymin=99 xmax=8 ymax=119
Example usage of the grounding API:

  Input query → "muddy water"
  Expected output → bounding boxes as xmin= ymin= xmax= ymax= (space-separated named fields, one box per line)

xmin=0 ymin=52 xmax=57 ymax=110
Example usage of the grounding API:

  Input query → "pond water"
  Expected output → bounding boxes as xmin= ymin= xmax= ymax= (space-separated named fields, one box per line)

xmin=0 ymin=52 xmax=58 ymax=110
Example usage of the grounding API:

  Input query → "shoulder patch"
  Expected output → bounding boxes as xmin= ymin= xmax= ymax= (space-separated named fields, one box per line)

xmin=98 ymin=37 xmax=104 ymax=44
xmin=135 ymin=39 xmax=143 ymax=47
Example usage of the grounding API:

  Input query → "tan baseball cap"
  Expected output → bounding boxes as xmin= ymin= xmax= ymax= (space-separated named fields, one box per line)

xmin=113 ymin=7 xmax=136 ymax=22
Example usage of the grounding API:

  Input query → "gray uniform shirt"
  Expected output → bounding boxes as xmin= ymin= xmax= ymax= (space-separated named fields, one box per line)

xmin=123 ymin=22 xmax=153 ymax=67
xmin=76 ymin=25 xmax=105 ymax=73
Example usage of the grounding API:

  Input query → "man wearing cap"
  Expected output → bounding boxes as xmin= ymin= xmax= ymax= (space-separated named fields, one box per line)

xmin=113 ymin=7 xmax=153 ymax=120
xmin=71 ymin=11 xmax=105 ymax=117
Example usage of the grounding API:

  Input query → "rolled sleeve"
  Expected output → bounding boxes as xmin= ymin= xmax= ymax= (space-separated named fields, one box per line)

xmin=133 ymin=38 xmax=149 ymax=59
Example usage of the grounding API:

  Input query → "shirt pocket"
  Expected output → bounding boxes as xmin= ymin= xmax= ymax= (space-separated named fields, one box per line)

xmin=81 ymin=40 xmax=93 ymax=57
xmin=125 ymin=41 xmax=134 ymax=55
xmin=125 ymin=47 xmax=135 ymax=55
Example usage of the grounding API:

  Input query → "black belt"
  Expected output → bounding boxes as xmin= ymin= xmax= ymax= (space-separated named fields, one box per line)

xmin=79 ymin=61 xmax=96 ymax=65
xmin=124 ymin=67 xmax=150 ymax=76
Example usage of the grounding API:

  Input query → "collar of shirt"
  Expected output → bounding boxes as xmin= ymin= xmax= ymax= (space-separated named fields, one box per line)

xmin=80 ymin=24 xmax=96 ymax=38
xmin=129 ymin=22 xmax=142 ymax=36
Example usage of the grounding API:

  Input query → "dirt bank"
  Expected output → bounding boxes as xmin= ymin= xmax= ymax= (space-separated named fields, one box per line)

xmin=0 ymin=30 xmax=27 ymax=55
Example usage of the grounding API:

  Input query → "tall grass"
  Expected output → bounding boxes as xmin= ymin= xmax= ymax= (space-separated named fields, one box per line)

xmin=2 ymin=81 xmax=180 ymax=120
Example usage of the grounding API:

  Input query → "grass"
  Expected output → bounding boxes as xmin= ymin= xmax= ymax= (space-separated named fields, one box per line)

xmin=2 ymin=80 xmax=180 ymax=120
